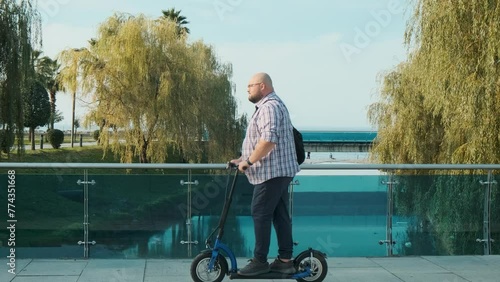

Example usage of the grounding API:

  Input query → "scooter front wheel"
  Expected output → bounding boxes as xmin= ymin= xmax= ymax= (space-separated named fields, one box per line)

xmin=294 ymin=251 xmax=328 ymax=282
xmin=190 ymin=252 xmax=228 ymax=282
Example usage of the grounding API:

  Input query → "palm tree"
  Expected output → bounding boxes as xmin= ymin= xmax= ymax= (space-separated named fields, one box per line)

xmin=161 ymin=8 xmax=190 ymax=36
xmin=58 ymin=47 xmax=85 ymax=148
xmin=33 ymin=50 xmax=59 ymax=130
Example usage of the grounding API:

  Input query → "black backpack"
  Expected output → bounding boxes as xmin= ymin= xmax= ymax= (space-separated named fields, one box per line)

xmin=293 ymin=127 xmax=305 ymax=165
xmin=258 ymin=99 xmax=305 ymax=165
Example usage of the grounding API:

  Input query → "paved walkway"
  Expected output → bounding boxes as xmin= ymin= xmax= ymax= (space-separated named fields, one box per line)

xmin=1 ymin=256 xmax=499 ymax=282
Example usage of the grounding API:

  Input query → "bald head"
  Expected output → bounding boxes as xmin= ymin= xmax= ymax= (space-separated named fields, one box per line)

xmin=247 ymin=72 xmax=275 ymax=103
xmin=252 ymin=72 xmax=273 ymax=89
xmin=248 ymin=72 xmax=274 ymax=95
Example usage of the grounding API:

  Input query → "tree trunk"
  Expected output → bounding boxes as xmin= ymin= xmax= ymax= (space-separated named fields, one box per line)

xmin=49 ymin=89 xmax=56 ymax=130
xmin=30 ymin=127 xmax=35 ymax=150
xmin=71 ymin=91 xmax=75 ymax=147
xmin=140 ymin=141 xmax=149 ymax=163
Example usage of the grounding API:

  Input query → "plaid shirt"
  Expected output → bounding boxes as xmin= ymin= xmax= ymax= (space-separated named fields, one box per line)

xmin=242 ymin=92 xmax=300 ymax=185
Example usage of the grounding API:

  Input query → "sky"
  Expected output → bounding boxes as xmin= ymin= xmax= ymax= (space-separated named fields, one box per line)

xmin=36 ymin=0 xmax=412 ymax=131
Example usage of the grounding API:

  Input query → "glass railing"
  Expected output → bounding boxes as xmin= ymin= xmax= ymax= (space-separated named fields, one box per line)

xmin=0 ymin=163 xmax=498 ymax=259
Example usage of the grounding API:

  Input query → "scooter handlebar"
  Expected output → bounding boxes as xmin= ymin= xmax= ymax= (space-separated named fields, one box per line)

xmin=226 ymin=161 xmax=238 ymax=170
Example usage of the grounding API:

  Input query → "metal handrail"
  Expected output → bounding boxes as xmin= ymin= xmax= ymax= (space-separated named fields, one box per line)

xmin=1 ymin=162 xmax=499 ymax=170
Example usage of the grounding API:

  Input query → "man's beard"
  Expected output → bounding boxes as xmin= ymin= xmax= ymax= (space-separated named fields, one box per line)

xmin=248 ymin=92 xmax=262 ymax=103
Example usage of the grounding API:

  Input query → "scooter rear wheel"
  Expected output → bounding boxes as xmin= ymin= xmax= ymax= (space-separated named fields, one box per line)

xmin=294 ymin=251 xmax=328 ymax=282
xmin=190 ymin=252 xmax=228 ymax=282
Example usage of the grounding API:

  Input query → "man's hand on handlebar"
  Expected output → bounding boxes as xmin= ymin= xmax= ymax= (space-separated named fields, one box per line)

xmin=228 ymin=158 xmax=250 ymax=173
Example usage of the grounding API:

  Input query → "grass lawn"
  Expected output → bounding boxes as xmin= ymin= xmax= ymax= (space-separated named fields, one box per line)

xmin=1 ymin=146 xmax=132 ymax=175
xmin=1 ymin=144 xmax=198 ymax=176
xmin=6 ymin=145 xmax=119 ymax=162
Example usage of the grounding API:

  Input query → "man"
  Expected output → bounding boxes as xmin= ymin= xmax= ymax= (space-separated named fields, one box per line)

xmin=231 ymin=72 xmax=300 ymax=276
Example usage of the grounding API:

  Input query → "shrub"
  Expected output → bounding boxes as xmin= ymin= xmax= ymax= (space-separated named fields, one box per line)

xmin=47 ymin=129 xmax=64 ymax=149
xmin=0 ymin=130 xmax=14 ymax=153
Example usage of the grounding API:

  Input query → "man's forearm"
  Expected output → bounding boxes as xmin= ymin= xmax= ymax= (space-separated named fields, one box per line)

xmin=247 ymin=139 xmax=276 ymax=164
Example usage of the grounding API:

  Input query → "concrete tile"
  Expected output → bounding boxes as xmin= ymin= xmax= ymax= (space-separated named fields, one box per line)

xmin=79 ymin=269 xmax=144 ymax=282
xmin=145 ymin=259 xmax=191 ymax=276
xmin=16 ymin=260 xmax=87 ymax=276
xmin=394 ymin=272 xmax=469 ymax=282
xmin=1 ymin=256 xmax=499 ymax=282
xmin=424 ymin=255 xmax=498 ymax=271
xmin=12 ymin=276 xmax=79 ymax=282
xmin=0 ymin=258 xmax=32 ymax=272
xmin=455 ymin=270 xmax=500 ymax=282
xmin=0 ymin=259 xmax=31 ymax=282
xmin=85 ymin=259 xmax=145 ymax=269
xmin=329 ymin=256 xmax=380 ymax=268
xmin=0 ymin=272 xmax=16 ymax=282
xmin=145 ymin=277 xmax=195 ymax=282
xmin=370 ymin=257 xmax=446 ymax=273
xmin=477 ymin=255 xmax=500 ymax=264
xmin=329 ymin=267 xmax=402 ymax=282
xmin=78 ymin=259 xmax=145 ymax=282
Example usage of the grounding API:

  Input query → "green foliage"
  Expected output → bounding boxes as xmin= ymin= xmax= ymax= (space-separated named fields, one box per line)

xmin=161 ymin=8 xmax=190 ymax=36
xmin=0 ymin=0 xmax=42 ymax=157
xmin=33 ymin=51 xmax=59 ymax=130
xmin=23 ymin=80 xmax=51 ymax=149
xmin=0 ymin=129 xmax=15 ymax=154
xmin=23 ymin=80 xmax=51 ymax=128
xmin=369 ymin=0 xmax=500 ymax=164
xmin=46 ymin=129 xmax=64 ymax=149
xmin=62 ymin=13 xmax=246 ymax=163
xmin=51 ymin=109 xmax=64 ymax=124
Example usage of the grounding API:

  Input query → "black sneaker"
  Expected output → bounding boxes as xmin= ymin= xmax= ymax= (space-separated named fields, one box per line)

xmin=270 ymin=257 xmax=296 ymax=274
xmin=237 ymin=258 xmax=270 ymax=276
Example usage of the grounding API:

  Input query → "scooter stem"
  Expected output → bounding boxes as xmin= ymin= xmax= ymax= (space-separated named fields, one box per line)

xmin=215 ymin=167 xmax=239 ymax=240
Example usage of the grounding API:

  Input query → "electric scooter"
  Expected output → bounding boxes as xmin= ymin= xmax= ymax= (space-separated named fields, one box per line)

xmin=190 ymin=164 xmax=328 ymax=282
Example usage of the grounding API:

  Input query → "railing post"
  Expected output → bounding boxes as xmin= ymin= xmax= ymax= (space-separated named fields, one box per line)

xmin=381 ymin=173 xmax=398 ymax=256
xmin=77 ymin=169 xmax=97 ymax=258
xmin=289 ymin=180 xmax=300 ymax=246
xmin=40 ymin=134 xmax=43 ymax=149
xmin=289 ymin=180 xmax=300 ymax=220
xmin=180 ymin=169 xmax=199 ymax=257
xmin=478 ymin=171 xmax=497 ymax=255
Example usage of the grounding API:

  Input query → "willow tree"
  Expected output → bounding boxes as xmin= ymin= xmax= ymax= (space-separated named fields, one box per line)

xmin=369 ymin=0 xmax=500 ymax=164
xmin=0 ymin=0 xmax=41 ymax=157
xmin=79 ymin=13 xmax=245 ymax=163
xmin=368 ymin=0 xmax=500 ymax=255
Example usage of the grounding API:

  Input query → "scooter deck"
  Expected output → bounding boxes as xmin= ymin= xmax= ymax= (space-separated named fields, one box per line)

xmin=229 ymin=271 xmax=300 ymax=279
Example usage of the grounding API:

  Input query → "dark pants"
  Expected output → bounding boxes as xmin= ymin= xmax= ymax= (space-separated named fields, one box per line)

xmin=251 ymin=177 xmax=293 ymax=263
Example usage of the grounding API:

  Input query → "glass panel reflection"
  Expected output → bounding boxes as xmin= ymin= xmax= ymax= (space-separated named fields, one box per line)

xmin=392 ymin=173 xmax=485 ymax=256
xmin=1 ymin=167 xmax=498 ymax=259
xmin=0 ymin=170 xmax=83 ymax=258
